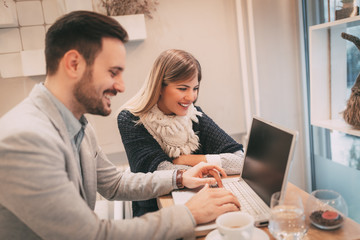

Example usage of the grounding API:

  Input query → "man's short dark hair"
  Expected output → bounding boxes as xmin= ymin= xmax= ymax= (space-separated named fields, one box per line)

xmin=45 ymin=11 xmax=128 ymax=75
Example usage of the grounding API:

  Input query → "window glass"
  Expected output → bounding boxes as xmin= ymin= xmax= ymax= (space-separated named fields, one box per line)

xmin=304 ymin=0 xmax=360 ymax=224
xmin=313 ymin=127 xmax=360 ymax=223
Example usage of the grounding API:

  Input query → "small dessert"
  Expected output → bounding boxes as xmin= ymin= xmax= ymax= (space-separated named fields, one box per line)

xmin=310 ymin=210 xmax=344 ymax=230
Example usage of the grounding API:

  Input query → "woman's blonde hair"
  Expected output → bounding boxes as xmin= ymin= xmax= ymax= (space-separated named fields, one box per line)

xmin=121 ymin=49 xmax=202 ymax=116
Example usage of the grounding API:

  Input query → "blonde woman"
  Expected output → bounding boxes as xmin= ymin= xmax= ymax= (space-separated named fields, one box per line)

xmin=118 ymin=49 xmax=244 ymax=216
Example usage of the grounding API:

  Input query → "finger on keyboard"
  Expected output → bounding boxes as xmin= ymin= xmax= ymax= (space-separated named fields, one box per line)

xmin=208 ymin=169 xmax=223 ymax=188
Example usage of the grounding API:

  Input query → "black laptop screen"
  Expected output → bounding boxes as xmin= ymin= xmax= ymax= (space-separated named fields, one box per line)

xmin=241 ymin=118 xmax=294 ymax=206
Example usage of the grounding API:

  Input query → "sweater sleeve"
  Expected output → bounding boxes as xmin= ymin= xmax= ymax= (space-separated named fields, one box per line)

xmin=117 ymin=110 xmax=172 ymax=173
xmin=206 ymin=150 xmax=244 ymax=175
xmin=157 ymin=160 xmax=191 ymax=171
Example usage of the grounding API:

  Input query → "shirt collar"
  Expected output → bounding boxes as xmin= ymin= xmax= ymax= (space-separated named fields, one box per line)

xmin=39 ymin=83 xmax=88 ymax=139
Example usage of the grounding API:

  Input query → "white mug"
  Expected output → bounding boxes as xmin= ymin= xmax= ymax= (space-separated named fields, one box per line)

xmin=216 ymin=212 xmax=254 ymax=240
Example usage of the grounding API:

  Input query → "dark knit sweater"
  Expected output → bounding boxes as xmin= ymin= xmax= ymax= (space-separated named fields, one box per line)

xmin=117 ymin=106 xmax=243 ymax=216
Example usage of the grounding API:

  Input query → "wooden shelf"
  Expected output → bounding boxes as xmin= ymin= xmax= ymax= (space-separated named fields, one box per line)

xmin=311 ymin=119 xmax=360 ymax=137
xmin=310 ymin=15 xmax=360 ymax=31
xmin=309 ymin=16 xmax=360 ymax=136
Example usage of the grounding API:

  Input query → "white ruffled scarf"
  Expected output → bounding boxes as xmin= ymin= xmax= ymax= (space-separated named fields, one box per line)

xmin=140 ymin=104 xmax=202 ymax=158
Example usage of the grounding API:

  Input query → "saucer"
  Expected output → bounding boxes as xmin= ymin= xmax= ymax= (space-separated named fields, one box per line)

xmin=205 ymin=228 xmax=270 ymax=240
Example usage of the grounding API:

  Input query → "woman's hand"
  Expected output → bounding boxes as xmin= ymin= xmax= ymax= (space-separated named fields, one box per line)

xmin=181 ymin=162 xmax=226 ymax=189
xmin=173 ymin=154 xmax=206 ymax=166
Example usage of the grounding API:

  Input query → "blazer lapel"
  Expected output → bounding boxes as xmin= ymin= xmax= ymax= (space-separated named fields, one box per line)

xmin=29 ymin=84 xmax=87 ymax=200
xmin=79 ymin=140 xmax=97 ymax=209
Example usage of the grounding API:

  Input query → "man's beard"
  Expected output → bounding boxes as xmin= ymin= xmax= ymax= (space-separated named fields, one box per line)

xmin=74 ymin=67 xmax=111 ymax=116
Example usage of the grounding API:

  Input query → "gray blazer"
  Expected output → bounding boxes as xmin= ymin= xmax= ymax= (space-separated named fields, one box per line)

xmin=0 ymin=84 xmax=195 ymax=240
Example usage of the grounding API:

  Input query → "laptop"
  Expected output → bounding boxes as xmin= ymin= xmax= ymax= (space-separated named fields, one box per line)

xmin=171 ymin=116 xmax=298 ymax=236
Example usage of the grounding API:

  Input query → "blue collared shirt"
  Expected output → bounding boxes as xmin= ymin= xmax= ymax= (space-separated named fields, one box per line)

xmin=39 ymin=83 xmax=87 ymax=180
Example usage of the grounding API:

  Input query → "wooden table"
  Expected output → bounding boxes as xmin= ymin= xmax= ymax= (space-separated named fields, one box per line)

xmin=158 ymin=182 xmax=360 ymax=240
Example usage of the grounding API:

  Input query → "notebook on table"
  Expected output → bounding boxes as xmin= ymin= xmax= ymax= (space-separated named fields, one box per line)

xmin=171 ymin=116 xmax=299 ymax=236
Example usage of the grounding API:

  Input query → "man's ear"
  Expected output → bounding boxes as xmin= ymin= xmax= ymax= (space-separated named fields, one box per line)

xmin=62 ymin=50 xmax=85 ymax=78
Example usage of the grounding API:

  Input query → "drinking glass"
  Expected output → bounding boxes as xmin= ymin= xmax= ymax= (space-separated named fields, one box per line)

xmin=268 ymin=190 xmax=307 ymax=240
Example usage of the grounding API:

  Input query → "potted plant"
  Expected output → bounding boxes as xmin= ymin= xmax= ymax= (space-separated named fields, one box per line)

xmin=99 ymin=0 xmax=158 ymax=18
xmin=94 ymin=0 xmax=159 ymax=41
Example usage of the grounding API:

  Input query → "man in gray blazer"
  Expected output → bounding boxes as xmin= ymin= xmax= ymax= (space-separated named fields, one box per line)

xmin=0 ymin=11 xmax=240 ymax=240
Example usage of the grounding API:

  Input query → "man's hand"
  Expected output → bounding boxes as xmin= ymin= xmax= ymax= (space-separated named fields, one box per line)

xmin=181 ymin=162 xmax=226 ymax=189
xmin=185 ymin=184 xmax=240 ymax=224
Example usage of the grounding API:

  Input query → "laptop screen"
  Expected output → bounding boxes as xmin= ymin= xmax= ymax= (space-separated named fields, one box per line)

xmin=241 ymin=117 xmax=297 ymax=206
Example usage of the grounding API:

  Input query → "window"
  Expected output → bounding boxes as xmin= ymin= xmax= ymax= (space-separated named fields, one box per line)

xmin=303 ymin=0 xmax=360 ymax=223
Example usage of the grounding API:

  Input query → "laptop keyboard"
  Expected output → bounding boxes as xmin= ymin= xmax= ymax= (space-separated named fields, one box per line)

xmin=223 ymin=180 xmax=270 ymax=219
